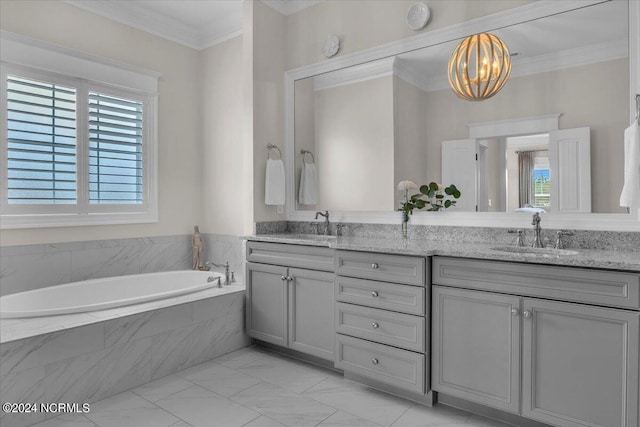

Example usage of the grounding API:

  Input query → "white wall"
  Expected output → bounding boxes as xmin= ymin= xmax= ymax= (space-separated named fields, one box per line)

xmin=0 ymin=0 xmax=202 ymax=245
xmin=200 ymin=35 xmax=247 ymax=235
xmin=252 ymin=1 xmax=286 ymax=223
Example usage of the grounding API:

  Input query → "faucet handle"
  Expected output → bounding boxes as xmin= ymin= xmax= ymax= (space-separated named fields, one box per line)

xmin=335 ymin=223 xmax=345 ymax=237
xmin=508 ymin=229 xmax=526 ymax=247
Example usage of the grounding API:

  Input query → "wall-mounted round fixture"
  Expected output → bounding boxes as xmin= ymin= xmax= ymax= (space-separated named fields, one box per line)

xmin=406 ymin=2 xmax=430 ymax=31
xmin=323 ymin=35 xmax=340 ymax=58
xmin=447 ymin=33 xmax=512 ymax=101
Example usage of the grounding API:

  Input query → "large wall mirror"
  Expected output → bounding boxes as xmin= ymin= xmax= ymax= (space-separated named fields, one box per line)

xmin=285 ymin=0 xmax=640 ymax=230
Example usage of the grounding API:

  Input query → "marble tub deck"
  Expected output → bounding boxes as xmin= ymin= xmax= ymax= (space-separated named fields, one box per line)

xmin=29 ymin=345 xmax=513 ymax=427
xmin=0 ymin=284 xmax=249 ymax=427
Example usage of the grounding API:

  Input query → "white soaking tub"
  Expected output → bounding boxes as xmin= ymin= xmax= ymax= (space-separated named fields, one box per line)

xmin=0 ymin=270 xmax=224 ymax=318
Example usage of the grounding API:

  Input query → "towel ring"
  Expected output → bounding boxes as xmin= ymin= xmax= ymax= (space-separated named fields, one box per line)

xmin=267 ymin=144 xmax=282 ymax=160
xmin=301 ymin=149 xmax=315 ymax=164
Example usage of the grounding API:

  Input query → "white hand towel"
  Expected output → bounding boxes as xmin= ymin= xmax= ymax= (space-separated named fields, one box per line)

xmin=299 ymin=162 xmax=318 ymax=205
xmin=620 ymin=122 xmax=640 ymax=208
xmin=265 ymin=158 xmax=285 ymax=205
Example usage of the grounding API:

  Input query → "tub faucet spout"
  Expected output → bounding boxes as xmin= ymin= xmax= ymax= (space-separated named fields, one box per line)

xmin=205 ymin=261 xmax=231 ymax=285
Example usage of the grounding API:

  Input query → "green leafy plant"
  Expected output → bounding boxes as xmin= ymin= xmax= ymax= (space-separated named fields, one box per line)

xmin=397 ymin=181 xmax=461 ymax=216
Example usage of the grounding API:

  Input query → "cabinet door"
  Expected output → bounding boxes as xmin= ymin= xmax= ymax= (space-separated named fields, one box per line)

xmin=522 ymin=298 xmax=639 ymax=427
xmin=432 ymin=286 xmax=521 ymax=413
xmin=288 ymin=268 xmax=335 ymax=360
xmin=246 ymin=262 xmax=288 ymax=347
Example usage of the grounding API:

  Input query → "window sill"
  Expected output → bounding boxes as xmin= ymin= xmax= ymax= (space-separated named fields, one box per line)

xmin=0 ymin=211 xmax=158 ymax=229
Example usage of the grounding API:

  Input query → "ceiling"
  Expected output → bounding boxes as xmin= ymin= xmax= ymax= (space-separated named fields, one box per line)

xmin=63 ymin=0 xmax=322 ymax=50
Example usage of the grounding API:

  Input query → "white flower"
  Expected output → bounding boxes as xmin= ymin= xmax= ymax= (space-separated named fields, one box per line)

xmin=397 ymin=180 xmax=418 ymax=191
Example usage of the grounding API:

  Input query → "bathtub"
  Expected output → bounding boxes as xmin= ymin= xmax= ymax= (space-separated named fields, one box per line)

xmin=0 ymin=270 xmax=224 ymax=318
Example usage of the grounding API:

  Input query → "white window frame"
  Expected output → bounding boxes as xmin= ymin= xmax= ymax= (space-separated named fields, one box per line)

xmin=0 ymin=31 xmax=159 ymax=229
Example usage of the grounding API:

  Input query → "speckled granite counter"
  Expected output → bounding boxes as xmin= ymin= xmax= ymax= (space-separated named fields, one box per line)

xmin=246 ymin=234 xmax=640 ymax=272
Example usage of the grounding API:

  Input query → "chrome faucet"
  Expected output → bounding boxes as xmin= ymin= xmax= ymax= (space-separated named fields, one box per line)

xmin=531 ymin=212 xmax=544 ymax=248
xmin=205 ymin=261 xmax=233 ymax=285
xmin=315 ymin=210 xmax=330 ymax=235
xmin=508 ymin=229 xmax=526 ymax=247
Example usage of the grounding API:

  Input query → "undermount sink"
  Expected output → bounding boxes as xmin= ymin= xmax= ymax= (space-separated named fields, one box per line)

xmin=491 ymin=246 xmax=579 ymax=257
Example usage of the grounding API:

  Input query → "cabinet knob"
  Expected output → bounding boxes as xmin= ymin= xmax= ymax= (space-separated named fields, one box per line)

xmin=523 ymin=310 xmax=532 ymax=318
xmin=371 ymin=322 xmax=379 ymax=329
xmin=371 ymin=291 xmax=379 ymax=298
xmin=511 ymin=308 xmax=519 ymax=316
xmin=286 ymin=276 xmax=293 ymax=282
xmin=371 ymin=263 xmax=379 ymax=269
xmin=371 ymin=358 xmax=379 ymax=365
xmin=281 ymin=276 xmax=286 ymax=281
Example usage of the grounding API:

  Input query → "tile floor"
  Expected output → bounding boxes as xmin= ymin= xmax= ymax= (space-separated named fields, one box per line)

xmin=32 ymin=346 xmax=510 ymax=427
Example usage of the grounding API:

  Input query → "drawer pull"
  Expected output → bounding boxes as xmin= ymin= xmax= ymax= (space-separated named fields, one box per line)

xmin=371 ymin=263 xmax=379 ymax=269
xmin=523 ymin=310 xmax=532 ymax=318
xmin=371 ymin=291 xmax=379 ymax=298
xmin=371 ymin=322 xmax=379 ymax=329
xmin=371 ymin=358 xmax=379 ymax=365
xmin=511 ymin=308 xmax=519 ymax=316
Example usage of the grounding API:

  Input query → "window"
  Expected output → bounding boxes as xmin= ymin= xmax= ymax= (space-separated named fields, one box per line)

xmin=1 ymin=33 xmax=158 ymax=228
xmin=533 ymin=157 xmax=551 ymax=208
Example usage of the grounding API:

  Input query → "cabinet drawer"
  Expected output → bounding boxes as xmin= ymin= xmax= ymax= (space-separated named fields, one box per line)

xmin=336 ymin=276 xmax=425 ymax=316
xmin=247 ymin=241 xmax=335 ymax=272
xmin=336 ymin=250 xmax=426 ymax=286
xmin=335 ymin=334 xmax=425 ymax=394
xmin=336 ymin=303 xmax=425 ymax=352
xmin=433 ymin=257 xmax=640 ymax=310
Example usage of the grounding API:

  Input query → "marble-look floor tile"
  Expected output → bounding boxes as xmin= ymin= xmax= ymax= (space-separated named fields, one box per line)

xmin=465 ymin=414 xmax=513 ymax=427
xmin=213 ymin=346 xmax=269 ymax=369
xmin=131 ymin=374 xmax=194 ymax=402
xmin=304 ymin=377 xmax=412 ymax=426
xmin=318 ymin=410 xmax=384 ymax=426
xmin=231 ymin=382 xmax=338 ymax=427
xmin=178 ymin=360 xmax=262 ymax=397
xmin=155 ymin=385 xmax=260 ymax=427
xmin=85 ymin=391 xmax=180 ymax=427
xmin=243 ymin=415 xmax=287 ymax=427
xmin=31 ymin=413 xmax=97 ymax=427
xmin=389 ymin=403 xmax=471 ymax=426
xmin=235 ymin=352 xmax=330 ymax=394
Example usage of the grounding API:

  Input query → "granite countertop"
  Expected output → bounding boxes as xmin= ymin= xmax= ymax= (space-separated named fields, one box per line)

xmin=246 ymin=234 xmax=640 ymax=272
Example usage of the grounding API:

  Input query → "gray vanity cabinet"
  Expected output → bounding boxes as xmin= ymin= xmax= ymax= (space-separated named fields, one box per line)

xmin=246 ymin=242 xmax=335 ymax=361
xmin=246 ymin=262 xmax=288 ymax=347
xmin=432 ymin=256 xmax=640 ymax=427
xmin=432 ymin=286 xmax=521 ymax=414
xmin=521 ymin=298 xmax=639 ymax=427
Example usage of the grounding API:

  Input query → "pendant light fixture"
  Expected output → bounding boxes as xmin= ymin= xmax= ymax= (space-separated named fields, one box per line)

xmin=448 ymin=33 xmax=512 ymax=101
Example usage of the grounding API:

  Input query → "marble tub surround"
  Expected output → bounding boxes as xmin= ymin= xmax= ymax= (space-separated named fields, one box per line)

xmin=246 ymin=234 xmax=640 ymax=271
xmin=0 ymin=233 xmax=243 ymax=297
xmin=0 ymin=288 xmax=250 ymax=427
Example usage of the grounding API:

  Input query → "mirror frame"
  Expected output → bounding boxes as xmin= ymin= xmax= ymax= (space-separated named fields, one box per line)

xmin=284 ymin=0 xmax=640 ymax=231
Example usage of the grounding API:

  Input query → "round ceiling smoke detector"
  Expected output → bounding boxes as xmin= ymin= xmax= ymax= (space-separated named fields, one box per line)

xmin=407 ymin=2 xmax=430 ymax=31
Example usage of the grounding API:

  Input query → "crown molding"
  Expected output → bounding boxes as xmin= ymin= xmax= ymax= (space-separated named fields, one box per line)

xmin=313 ymin=57 xmax=395 ymax=91
xmin=63 ymin=0 xmax=242 ymax=50
xmin=261 ymin=0 xmax=323 ymax=16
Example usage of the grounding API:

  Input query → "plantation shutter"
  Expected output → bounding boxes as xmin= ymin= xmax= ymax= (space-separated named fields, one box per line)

xmin=88 ymin=92 xmax=143 ymax=204
xmin=6 ymin=76 xmax=77 ymax=204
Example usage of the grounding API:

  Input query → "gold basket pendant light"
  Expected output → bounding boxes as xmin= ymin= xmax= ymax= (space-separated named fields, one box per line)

xmin=448 ymin=33 xmax=512 ymax=101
